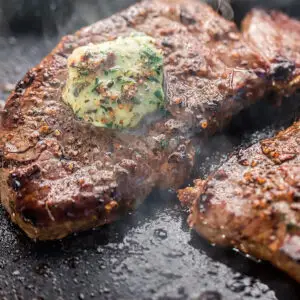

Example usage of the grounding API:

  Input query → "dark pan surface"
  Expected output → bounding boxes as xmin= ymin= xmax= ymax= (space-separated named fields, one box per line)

xmin=0 ymin=1 xmax=300 ymax=299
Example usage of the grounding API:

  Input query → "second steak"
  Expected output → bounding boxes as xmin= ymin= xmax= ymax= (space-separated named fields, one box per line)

xmin=178 ymin=122 xmax=300 ymax=282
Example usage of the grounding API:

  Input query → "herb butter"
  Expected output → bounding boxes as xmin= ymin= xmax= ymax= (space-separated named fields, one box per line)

xmin=63 ymin=33 xmax=165 ymax=128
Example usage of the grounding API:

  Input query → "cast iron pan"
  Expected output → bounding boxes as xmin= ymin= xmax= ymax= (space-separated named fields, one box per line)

xmin=0 ymin=1 xmax=300 ymax=299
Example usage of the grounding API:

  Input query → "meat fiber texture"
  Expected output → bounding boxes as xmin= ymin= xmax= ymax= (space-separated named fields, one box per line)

xmin=0 ymin=0 xmax=299 ymax=240
xmin=179 ymin=7 xmax=300 ymax=283
xmin=178 ymin=122 xmax=300 ymax=282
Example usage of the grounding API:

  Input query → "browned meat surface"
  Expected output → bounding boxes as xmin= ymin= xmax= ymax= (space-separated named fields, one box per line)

xmin=242 ymin=9 xmax=300 ymax=95
xmin=0 ymin=0 xmax=299 ymax=240
xmin=0 ymin=0 xmax=270 ymax=240
xmin=179 ymin=122 xmax=300 ymax=282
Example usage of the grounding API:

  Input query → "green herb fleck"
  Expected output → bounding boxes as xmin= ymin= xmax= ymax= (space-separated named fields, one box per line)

xmin=100 ymin=105 xmax=108 ymax=112
xmin=107 ymin=80 xmax=114 ymax=88
xmin=160 ymin=139 xmax=169 ymax=149
xmin=131 ymin=97 xmax=141 ymax=104
xmin=106 ymin=122 xmax=114 ymax=128
xmin=92 ymin=78 xmax=103 ymax=93
xmin=154 ymin=89 xmax=164 ymax=101
xmin=148 ymin=76 xmax=160 ymax=83
xmin=86 ymin=109 xmax=98 ymax=114
xmin=79 ymin=70 xmax=89 ymax=76
xmin=149 ymin=100 xmax=158 ymax=105
xmin=141 ymin=46 xmax=163 ymax=74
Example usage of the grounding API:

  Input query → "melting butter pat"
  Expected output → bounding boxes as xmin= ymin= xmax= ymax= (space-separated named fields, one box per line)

xmin=63 ymin=33 xmax=165 ymax=129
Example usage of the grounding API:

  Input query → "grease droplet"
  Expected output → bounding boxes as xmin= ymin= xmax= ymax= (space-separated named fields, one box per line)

xmin=153 ymin=228 xmax=168 ymax=240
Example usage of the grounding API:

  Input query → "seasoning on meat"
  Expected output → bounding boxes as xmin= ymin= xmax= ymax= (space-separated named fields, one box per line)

xmin=242 ymin=9 xmax=300 ymax=94
xmin=178 ymin=122 xmax=300 ymax=282
xmin=1 ymin=0 xmax=300 ymax=240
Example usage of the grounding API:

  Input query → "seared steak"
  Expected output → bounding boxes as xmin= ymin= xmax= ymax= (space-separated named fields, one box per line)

xmin=0 ymin=0 xmax=299 ymax=240
xmin=242 ymin=9 xmax=300 ymax=95
xmin=178 ymin=122 xmax=300 ymax=282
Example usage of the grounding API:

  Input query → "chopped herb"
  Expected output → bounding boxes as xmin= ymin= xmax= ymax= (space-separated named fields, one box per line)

xmin=31 ymin=108 xmax=39 ymax=116
xmin=162 ymin=108 xmax=170 ymax=116
xmin=86 ymin=109 xmax=98 ymax=114
xmin=142 ymin=47 xmax=161 ymax=65
xmin=149 ymin=100 xmax=158 ymax=105
xmin=73 ymin=82 xmax=89 ymax=97
xmin=154 ymin=89 xmax=164 ymax=101
xmin=79 ymin=70 xmax=89 ymax=76
xmin=100 ymin=105 xmax=108 ymax=112
xmin=106 ymin=122 xmax=114 ymax=128
xmin=131 ymin=97 xmax=141 ymax=104
xmin=101 ymin=98 xmax=110 ymax=105
xmin=92 ymin=78 xmax=103 ymax=93
xmin=148 ymin=76 xmax=160 ymax=83
xmin=65 ymin=44 xmax=74 ymax=50
xmin=160 ymin=139 xmax=169 ymax=149
xmin=141 ymin=46 xmax=163 ymax=74
xmin=107 ymin=80 xmax=114 ymax=88
xmin=155 ymin=66 xmax=162 ymax=75
xmin=95 ymin=77 xmax=101 ymax=86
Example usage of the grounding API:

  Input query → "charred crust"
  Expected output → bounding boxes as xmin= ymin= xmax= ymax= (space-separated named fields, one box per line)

xmin=8 ymin=165 xmax=41 ymax=191
xmin=18 ymin=186 xmax=124 ymax=228
xmin=56 ymin=52 xmax=69 ymax=59
xmin=3 ymin=0 xmax=300 ymax=244
xmin=15 ymin=71 xmax=36 ymax=93
xmin=1 ymin=71 xmax=36 ymax=128
xmin=186 ymin=120 xmax=300 ymax=281
xmin=161 ymin=38 xmax=174 ymax=49
xmin=294 ymin=192 xmax=300 ymax=202
xmin=179 ymin=8 xmax=196 ymax=25
xmin=269 ymin=57 xmax=295 ymax=82
xmin=20 ymin=209 xmax=38 ymax=227
xmin=10 ymin=175 xmax=22 ymax=191
xmin=1 ymin=95 xmax=22 ymax=128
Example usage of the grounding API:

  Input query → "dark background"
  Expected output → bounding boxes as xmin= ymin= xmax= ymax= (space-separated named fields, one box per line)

xmin=0 ymin=1 xmax=300 ymax=300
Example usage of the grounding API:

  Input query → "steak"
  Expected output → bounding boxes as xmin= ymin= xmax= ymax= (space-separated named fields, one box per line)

xmin=0 ymin=0 xmax=299 ymax=240
xmin=242 ymin=9 xmax=300 ymax=95
xmin=178 ymin=122 xmax=300 ymax=282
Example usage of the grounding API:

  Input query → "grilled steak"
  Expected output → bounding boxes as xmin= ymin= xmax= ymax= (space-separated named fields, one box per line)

xmin=242 ymin=9 xmax=300 ymax=95
xmin=0 ymin=0 xmax=299 ymax=240
xmin=178 ymin=122 xmax=300 ymax=282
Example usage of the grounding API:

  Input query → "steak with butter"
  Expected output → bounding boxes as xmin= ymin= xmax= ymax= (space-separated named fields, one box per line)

xmin=0 ymin=0 xmax=298 ymax=240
